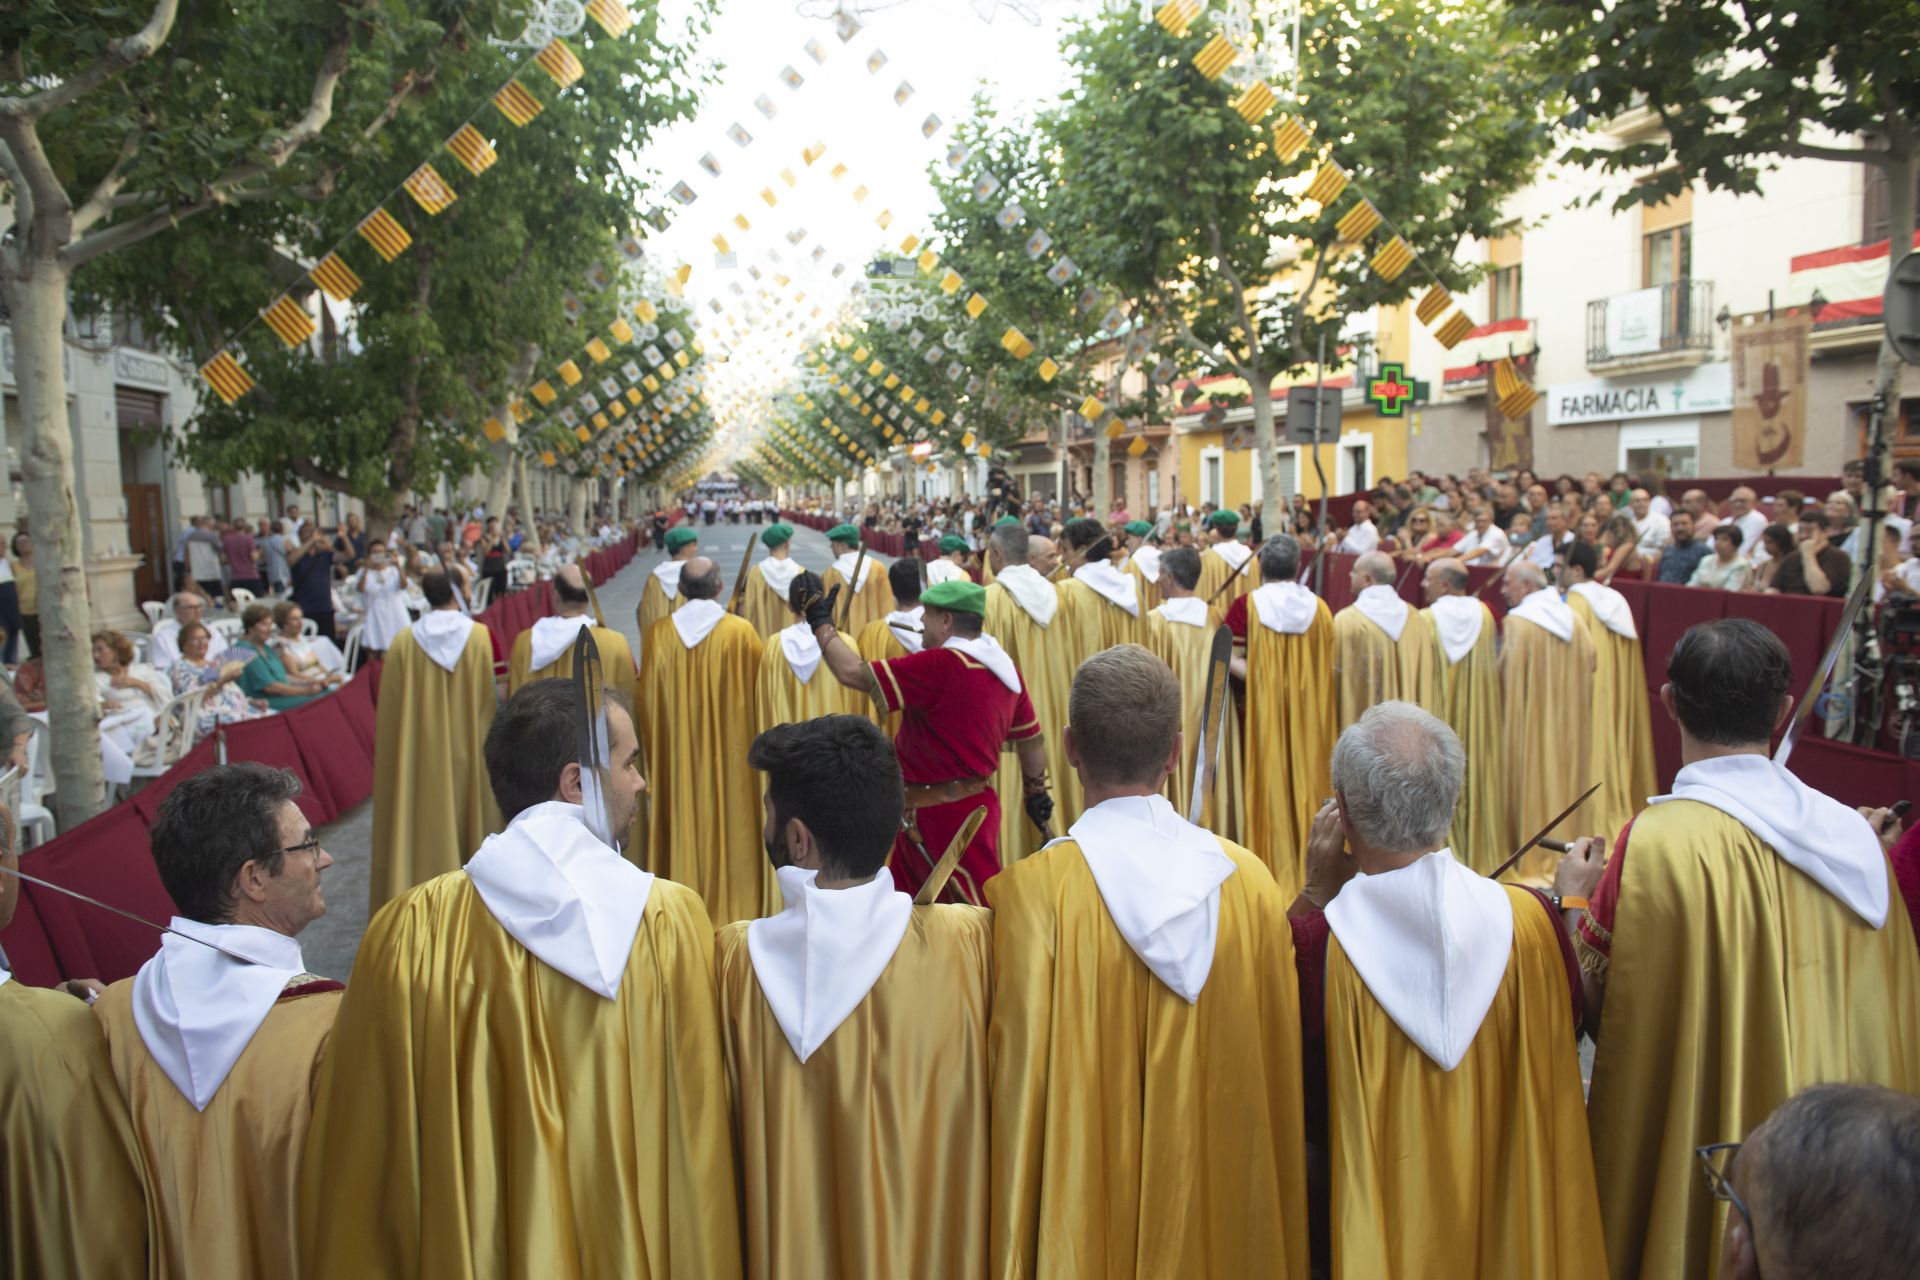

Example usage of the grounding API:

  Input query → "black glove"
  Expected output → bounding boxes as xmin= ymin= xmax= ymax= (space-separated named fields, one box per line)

xmin=1024 ymin=790 xmax=1055 ymax=832
xmin=802 ymin=584 xmax=841 ymax=632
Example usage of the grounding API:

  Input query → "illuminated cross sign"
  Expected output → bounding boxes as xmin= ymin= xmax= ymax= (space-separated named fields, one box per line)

xmin=1369 ymin=363 xmax=1415 ymax=416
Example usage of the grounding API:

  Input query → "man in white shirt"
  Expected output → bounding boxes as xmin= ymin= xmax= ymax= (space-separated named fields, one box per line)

xmin=1726 ymin=486 xmax=1768 ymax=559
xmin=1527 ymin=506 xmax=1575 ymax=573
xmin=1629 ymin=488 xmax=1671 ymax=556
xmin=1337 ymin=499 xmax=1381 ymax=556
xmin=147 ymin=590 xmax=209 ymax=673
xmin=1453 ymin=508 xmax=1511 ymax=567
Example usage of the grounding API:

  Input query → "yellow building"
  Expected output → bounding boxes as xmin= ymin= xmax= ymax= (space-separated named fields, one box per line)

xmin=1174 ymin=377 xmax=1411 ymax=513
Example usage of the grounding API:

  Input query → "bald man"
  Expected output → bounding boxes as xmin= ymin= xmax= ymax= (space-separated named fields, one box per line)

xmin=1332 ymin=550 xmax=1425 ymax=729
xmin=507 ymin=563 xmax=637 ymax=707
xmin=1681 ymin=489 xmax=1719 ymax=538
xmin=1727 ymin=486 xmax=1767 ymax=560
xmin=1029 ymin=535 xmax=1061 ymax=580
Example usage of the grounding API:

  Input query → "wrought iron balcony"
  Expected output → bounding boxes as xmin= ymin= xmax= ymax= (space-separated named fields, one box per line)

xmin=1586 ymin=279 xmax=1715 ymax=367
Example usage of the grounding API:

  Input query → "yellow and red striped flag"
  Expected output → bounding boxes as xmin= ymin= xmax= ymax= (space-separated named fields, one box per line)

xmin=198 ymin=351 xmax=253 ymax=405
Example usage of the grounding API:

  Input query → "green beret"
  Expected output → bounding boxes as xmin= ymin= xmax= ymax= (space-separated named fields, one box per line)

xmin=1124 ymin=520 xmax=1153 ymax=537
xmin=1206 ymin=510 xmax=1240 ymax=532
xmin=759 ymin=523 xmax=793 ymax=548
xmin=939 ymin=535 xmax=969 ymax=553
xmin=994 ymin=516 xmax=1022 ymax=528
xmin=664 ymin=526 xmax=698 ymax=552
xmin=826 ymin=523 xmax=861 ymax=545
xmin=921 ymin=580 xmax=986 ymax=617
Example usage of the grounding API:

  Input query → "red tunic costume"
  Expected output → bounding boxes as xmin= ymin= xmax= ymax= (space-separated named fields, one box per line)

xmin=871 ymin=644 xmax=1040 ymax=904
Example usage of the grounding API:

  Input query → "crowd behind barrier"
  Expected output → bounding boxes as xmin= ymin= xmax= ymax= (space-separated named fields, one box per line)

xmin=0 ymin=533 xmax=640 ymax=990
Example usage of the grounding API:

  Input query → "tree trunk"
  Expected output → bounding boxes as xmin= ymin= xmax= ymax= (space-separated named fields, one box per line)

xmin=1872 ymin=145 xmax=1914 ymax=449
xmin=514 ymin=455 xmax=542 ymax=556
xmin=5 ymin=258 xmax=107 ymax=830
xmin=1248 ymin=367 xmax=1281 ymax=526
xmin=568 ymin=478 xmax=588 ymax=536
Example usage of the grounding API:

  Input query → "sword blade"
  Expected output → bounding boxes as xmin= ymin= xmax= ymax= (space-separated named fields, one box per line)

xmin=726 ymin=533 xmax=756 ymax=615
xmin=1488 ymin=781 xmax=1601 ymax=882
xmin=840 ymin=542 xmax=869 ymax=630
xmin=1187 ymin=625 xmax=1234 ymax=826
xmin=0 ymin=864 xmax=259 ymax=964
xmin=1774 ymin=562 xmax=1876 ymax=765
xmin=913 ymin=805 xmax=989 ymax=906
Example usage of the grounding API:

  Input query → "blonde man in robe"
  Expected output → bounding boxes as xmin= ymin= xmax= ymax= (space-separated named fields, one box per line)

xmin=1577 ymin=620 xmax=1920 ymax=1280
xmin=1410 ymin=559 xmax=1508 ymax=868
xmin=0 ymin=804 xmax=155 ymax=1280
xmin=989 ymin=645 xmax=1308 ymax=1277
xmin=640 ymin=557 xmax=773 ymax=925
xmin=1331 ymin=550 xmax=1424 ymax=729
xmin=1197 ymin=508 xmax=1254 ymax=628
xmin=1228 ymin=534 xmax=1335 ymax=900
xmin=821 ymin=523 xmax=894 ymax=637
xmin=95 ymin=764 xmax=343 ymax=1280
xmin=1499 ymin=562 xmax=1596 ymax=884
xmin=1286 ymin=703 xmax=1605 ymax=1280
xmin=1058 ymin=516 xmax=1146 ymax=660
xmin=302 ymin=680 xmax=740 ymax=1278
xmin=371 ymin=570 xmax=500 ymax=910
xmin=740 ymin=523 xmax=806 ymax=637
xmin=1561 ymin=542 xmax=1656 ymax=837
xmin=508 ymin=564 xmax=637 ymax=704
xmin=1144 ymin=546 xmax=1224 ymax=826
xmin=926 ymin=534 xmax=973 ymax=585
xmin=1121 ymin=519 xmax=1163 ymax=613
xmin=982 ymin=520 xmax=1078 ymax=854
xmin=720 ymin=715 xmax=991 ymax=1278
xmin=758 ymin=569 xmax=872 ymax=733
xmin=636 ymin=524 xmax=697 ymax=646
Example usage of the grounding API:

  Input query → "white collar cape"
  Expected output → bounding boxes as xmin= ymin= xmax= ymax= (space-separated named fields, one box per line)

xmin=1208 ymin=540 xmax=1252 ymax=570
xmin=832 ymin=550 xmax=875 ymax=591
xmin=0 ymin=961 xmax=8 ymax=987
xmin=1351 ymin=583 xmax=1410 ymax=641
xmin=757 ymin=555 xmax=806 ymax=596
xmin=529 ymin=615 xmax=592 ymax=671
xmin=1251 ymin=580 xmax=1318 ymax=635
xmin=1426 ymin=595 xmax=1487 ymax=665
xmin=1154 ymin=596 xmax=1208 ymax=628
xmin=465 ymin=801 xmax=654 ymax=998
xmin=747 ymin=867 xmax=914 ymax=1063
xmin=885 ymin=606 xmax=926 ymax=653
xmin=671 ymin=598 xmax=727 ymax=649
xmin=1324 ymin=850 xmax=1513 ymax=1071
xmin=1650 ymin=755 xmax=1889 ymax=927
xmin=924 ymin=558 xmax=968 ymax=585
xmin=778 ymin=621 xmax=824 ymax=683
xmin=1063 ymin=794 xmax=1236 ymax=1002
xmin=652 ymin=559 xmax=687 ymax=594
xmin=1507 ymin=586 xmax=1574 ymax=642
xmin=942 ymin=634 xmax=1020 ymax=693
xmin=131 ymin=919 xmax=307 ymax=1110
xmin=1567 ymin=580 xmax=1638 ymax=640
xmin=411 ymin=609 xmax=476 ymax=673
xmin=993 ymin=563 xmax=1058 ymax=628
xmin=1127 ymin=545 xmax=1162 ymax=583
xmin=1073 ymin=560 xmax=1141 ymax=617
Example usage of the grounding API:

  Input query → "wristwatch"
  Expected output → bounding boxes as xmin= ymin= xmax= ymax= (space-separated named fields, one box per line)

xmin=1552 ymin=894 xmax=1589 ymax=913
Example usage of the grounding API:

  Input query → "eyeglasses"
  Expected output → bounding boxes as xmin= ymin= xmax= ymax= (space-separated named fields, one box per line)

xmin=1696 ymin=1143 xmax=1755 ymax=1248
xmin=266 ymin=834 xmax=325 ymax=866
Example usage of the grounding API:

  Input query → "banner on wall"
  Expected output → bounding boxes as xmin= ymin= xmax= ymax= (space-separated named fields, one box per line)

xmin=1605 ymin=286 xmax=1666 ymax=357
xmin=1486 ymin=390 xmax=1533 ymax=472
xmin=1729 ymin=314 xmax=1811 ymax=471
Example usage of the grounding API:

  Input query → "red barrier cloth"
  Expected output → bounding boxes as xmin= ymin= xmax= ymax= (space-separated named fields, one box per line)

xmin=220 ymin=718 xmax=329 ymax=825
xmin=131 ymin=738 xmax=218 ymax=827
xmin=288 ymin=694 xmax=372 ymax=822
xmin=0 ymin=883 xmax=63 ymax=988
xmin=19 ymin=803 xmax=176 ymax=984
xmin=333 ymin=666 xmax=379 ymax=756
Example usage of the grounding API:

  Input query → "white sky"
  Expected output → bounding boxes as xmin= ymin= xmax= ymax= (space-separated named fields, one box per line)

xmin=634 ymin=0 xmax=1116 ymax=460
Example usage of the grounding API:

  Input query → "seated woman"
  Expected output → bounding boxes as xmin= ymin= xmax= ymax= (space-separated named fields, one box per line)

xmin=271 ymin=600 xmax=345 ymax=685
xmin=1595 ymin=513 xmax=1652 ymax=583
xmin=232 ymin=603 xmax=327 ymax=711
xmin=1391 ymin=506 xmax=1434 ymax=564
xmin=91 ymin=629 xmax=168 ymax=723
xmin=167 ymin=620 xmax=267 ymax=735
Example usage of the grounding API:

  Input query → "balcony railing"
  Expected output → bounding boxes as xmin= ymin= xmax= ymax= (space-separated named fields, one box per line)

xmin=1585 ymin=279 xmax=1714 ymax=365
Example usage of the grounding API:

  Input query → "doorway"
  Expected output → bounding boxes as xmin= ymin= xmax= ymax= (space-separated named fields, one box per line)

xmin=124 ymin=483 xmax=168 ymax=602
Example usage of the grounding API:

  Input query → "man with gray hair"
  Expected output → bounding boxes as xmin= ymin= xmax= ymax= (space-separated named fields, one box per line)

xmin=1225 ymin=533 xmax=1335 ymax=897
xmin=1499 ymin=559 xmax=1596 ymax=882
xmin=1331 ymin=550 xmax=1422 ymax=730
xmin=1287 ymin=701 xmax=1601 ymax=1278
xmin=985 ymin=518 xmax=1080 ymax=842
xmin=148 ymin=589 xmax=208 ymax=673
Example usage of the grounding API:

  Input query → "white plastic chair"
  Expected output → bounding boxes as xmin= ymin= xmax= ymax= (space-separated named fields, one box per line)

xmin=467 ymin=576 xmax=493 ymax=613
xmin=301 ymin=618 xmax=318 ymax=638
xmin=229 ymin=586 xmax=257 ymax=606
xmin=341 ymin=622 xmax=365 ymax=673
xmin=127 ymin=633 xmax=151 ymax=665
xmin=208 ymin=617 xmax=244 ymax=645
xmin=140 ymin=600 xmax=167 ymax=627
xmin=16 ymin=722 xmax=55 ymax=848
xmin=128 ymin=686 xmax=210 ymax=783
xmin=507 ymin=557 xmax=537 ymax=588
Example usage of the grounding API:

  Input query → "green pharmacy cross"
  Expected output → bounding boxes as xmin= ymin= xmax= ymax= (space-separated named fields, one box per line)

xmin=1368 ymin=363 xmax=1417 ymax=417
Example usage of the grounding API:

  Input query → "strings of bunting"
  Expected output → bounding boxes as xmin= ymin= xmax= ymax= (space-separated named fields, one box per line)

xmin=195 ymin=4 xmax=635 ymax=407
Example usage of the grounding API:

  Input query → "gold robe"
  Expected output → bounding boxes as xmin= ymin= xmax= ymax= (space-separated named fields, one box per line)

xmin=507 ymin=623 xmax=638 ymax=705
xmin=636 ymin=569 xmax=683 ymax=653
xmin=756 ymin=628 xmax=872 ymax=732
xmin=1244 ymin=599 xmax=1336 ymax=901
xmin=1406 ymin=602 xmax=1510 ymax=869
xmin=640 ymin=612 xmax=773 ymax=925
xmin=1567 ymin=592 xmax=1657 ymax=838
xmin=740 ymin=558 xmax=802 ymax=638
xmin=856 ymin=618 xmax=908 ymax=736
xmin=1326 ymin=888 xmax=1606 ymax=1279
xmin=1145 ymin=605 xmax=1227 ymax=826
xmin=299 ymin=873 xmax=740 ymax=1279
xmin=0 ymin=979 xmax=154 ymax=1280
xmin=984 ymin=579 xmax=1081 ymax=860
xmin=1331 ymin=601 xmax=1428 ymax=729
xmin=96 ymin=975 xmax=340 ymax=1280
xmin=1198 ymin=542 xmax=1254 ymax=629
xmin=823 ymin=559 xmax=895 ymax=639
xmin=1123 ymin=552 xmax=1162 ymax=614
xmin=988 ymin=838 xmax=1309 ymax=1279
xmin=371 ymin=622 xmax=501 ymax=911
xmin=1499 ymin=613 xmax=1596 ymax=884
xmin=1057 ymin=575 xmax=1148 ymax=657
xmin=1586 ymin=802 xmax=1920 ymax=1280
xmin=717 ymin=906 xmax=992 ymax=1279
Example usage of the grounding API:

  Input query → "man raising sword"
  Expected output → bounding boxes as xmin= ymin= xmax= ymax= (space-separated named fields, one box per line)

xmin=809 ymin=578 xmax=1052 ymax=904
